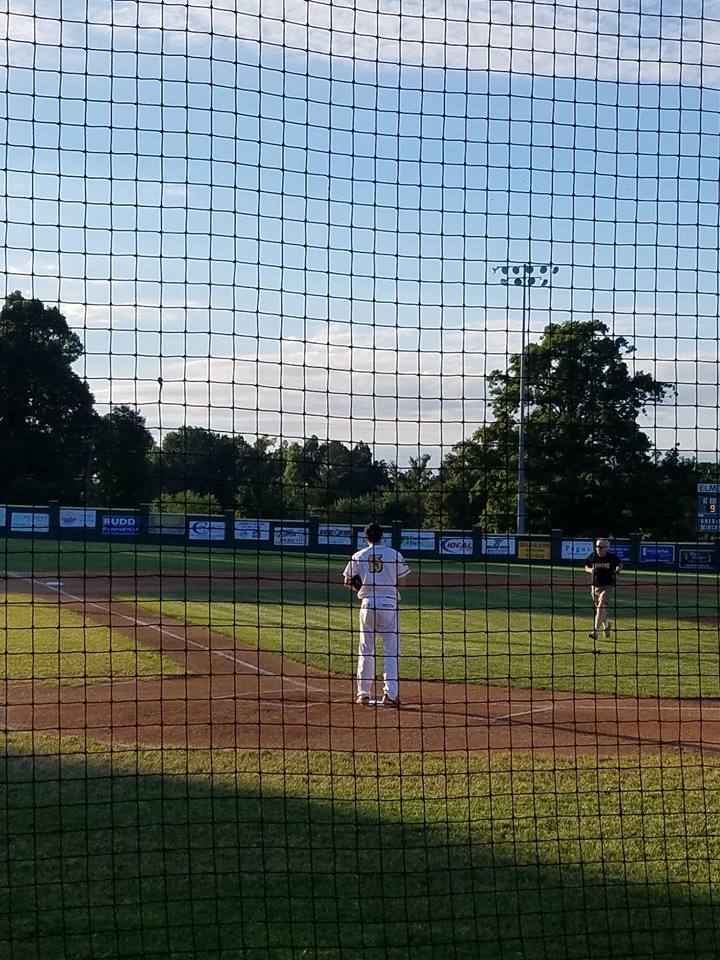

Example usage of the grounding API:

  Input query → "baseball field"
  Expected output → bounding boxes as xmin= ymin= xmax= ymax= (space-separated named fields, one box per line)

xmin=4 ymin=538 xmax=720 ymax=958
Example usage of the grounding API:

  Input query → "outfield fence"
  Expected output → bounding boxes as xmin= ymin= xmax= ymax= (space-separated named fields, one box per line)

xmin=2 ymin=501 xmax=719 ymax=572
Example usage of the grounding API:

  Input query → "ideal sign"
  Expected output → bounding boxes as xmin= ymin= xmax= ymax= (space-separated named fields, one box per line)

xmin=439 ymin=536 xmax=473 ymax=556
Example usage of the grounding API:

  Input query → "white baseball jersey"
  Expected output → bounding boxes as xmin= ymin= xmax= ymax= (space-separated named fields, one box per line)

xmin=343 ymin=543 xmax=411 ymax=608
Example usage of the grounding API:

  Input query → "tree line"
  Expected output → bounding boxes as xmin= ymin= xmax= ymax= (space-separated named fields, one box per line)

xmin=0 ymin=291 xmax=713 ymax=538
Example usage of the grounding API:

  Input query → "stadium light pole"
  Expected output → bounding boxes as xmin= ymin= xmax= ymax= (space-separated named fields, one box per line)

xmin=493 ymin=263 xmax=560 ymax=536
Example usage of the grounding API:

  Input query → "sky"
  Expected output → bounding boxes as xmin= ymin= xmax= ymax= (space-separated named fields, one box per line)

xmin=1 ymin=0 xmax=720 ymax=464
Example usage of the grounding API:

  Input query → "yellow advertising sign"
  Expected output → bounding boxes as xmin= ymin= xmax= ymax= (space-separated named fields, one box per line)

xmin=517 ymin=540 xmax=551 ymax=560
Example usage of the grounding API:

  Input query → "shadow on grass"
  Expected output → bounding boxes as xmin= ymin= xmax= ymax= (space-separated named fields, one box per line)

xmin=3 ymin=745 xmax=720 ymax=960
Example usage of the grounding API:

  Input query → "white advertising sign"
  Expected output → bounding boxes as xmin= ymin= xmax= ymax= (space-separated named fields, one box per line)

xmin=11 ymin=511 xmax=50 ymax=533
xmin=318 ymin=524 xmax=353 ymax=546
xmin=234 ymin=520 xmax=271 ymax=541
xmin=440 ymin=536 xmax=474 ymax=556
xmin=561 ymin=539 xmax=594 ymax=560
xmin=0 ymin=506 xmax=6 ymax=527
xmin=482 ymin=536 xmax=516 ymax=556
xmin=355 ymin=529 xmax=390 ymax=549
xmin=188 ymin=519 xmax=226 ymax=541
xmin=400 ymin=530 xmax=436 ymax=551
xmin=60 ymin=508 xmax=97 ymax=529
xmin=274 ymin=526 xmax=309 ymax=547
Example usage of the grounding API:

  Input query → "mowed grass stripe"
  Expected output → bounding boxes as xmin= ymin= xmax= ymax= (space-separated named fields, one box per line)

xmin=3 ymin=735 xmax=720 ymax=960
xmin=4 ymin=537 xmax=720 ymax=584
xmin=134 ymin=597 xmax=720 ymax=699
xmin=1 ymin=593 xmax=184 ymax=684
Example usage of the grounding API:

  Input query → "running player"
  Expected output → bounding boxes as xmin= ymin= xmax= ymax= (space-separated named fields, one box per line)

xmin=584 ymin=538 xmax=622 ymax=640
xmin=343 ymin=522 xmax=411 ymax=706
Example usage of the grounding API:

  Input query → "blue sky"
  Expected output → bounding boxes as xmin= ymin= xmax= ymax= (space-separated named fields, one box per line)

xmin=1 ymin=0 xmax=719 ymax=463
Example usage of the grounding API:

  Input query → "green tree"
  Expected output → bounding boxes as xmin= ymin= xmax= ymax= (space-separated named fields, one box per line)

xmin=438 ymin=320 xmax=671 ymax=535
xmin=151 ymin=490 xmax=222 ymax=515
xmin=94 ymin=406 xmax=155 ymax=507
xmin=157 ymin=427 xmax=238 ymax=509
xmin=0 ymin=291 xmax=97 ymax=502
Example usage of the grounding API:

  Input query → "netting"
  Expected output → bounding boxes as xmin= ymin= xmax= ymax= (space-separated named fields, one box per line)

xmin=3 ymin=2 xmax=720 ymax=958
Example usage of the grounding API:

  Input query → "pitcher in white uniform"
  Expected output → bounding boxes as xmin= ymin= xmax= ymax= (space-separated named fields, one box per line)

xmin=343 ymin=522 xmax=411 ymax=706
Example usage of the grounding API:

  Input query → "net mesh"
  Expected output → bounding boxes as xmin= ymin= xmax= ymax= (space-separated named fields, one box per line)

xmin=2 ymin=2 xmax=720 ymax=958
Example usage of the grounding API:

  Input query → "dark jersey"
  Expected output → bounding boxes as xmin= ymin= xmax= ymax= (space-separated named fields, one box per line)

xmin=585 ymin=551 xmax=621 ymax=587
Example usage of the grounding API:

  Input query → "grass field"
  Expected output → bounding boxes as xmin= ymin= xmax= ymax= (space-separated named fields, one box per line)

xmin=3 ymin=734 xmax=720 ymax=960
xmin=3 ymin=538 xmax=720 ymax=698
xmin=4 ymin=538 xmax=720 ymax=958
xmin=1 ymin=593 xmax=182 ymax=684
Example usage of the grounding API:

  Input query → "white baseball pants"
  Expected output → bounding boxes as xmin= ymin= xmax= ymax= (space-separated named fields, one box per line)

xmin=357 ymin=605 xmax=400 ymax=700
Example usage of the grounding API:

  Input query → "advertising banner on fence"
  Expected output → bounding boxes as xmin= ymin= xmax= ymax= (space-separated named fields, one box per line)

xmin=0 ymin=506 xmax=5 ymax=527
xmin=188 ymin=519 xmax=226 ymax=541
xmin=440 ymin=536 xmax=474 ymax=556
xmin=561 ymin=539 xmax=594 ymax=560
xmin=60 ymin=508 xmax=96 ymax=529
xmin=101 ymin=514 xmax=138 ymax=536
xmin=400 ymin=530 xmax=436 ymax=552
xmin=482 ymin=536 xmax=515 ymax=556
xmin=639 ymin=543 xmax=675 ymax=564
xmin=274 ymin=526 xmax=309 ymax=547
xmin=611 ymin=543 xmax=632 ymax=563
xmin=355 ymin=529 xmax=390 ymax=549
xmin=11 ymin=511 xmax=50 ymax=533
xmin=234 ymin=520 xmax=271 ymax=542
xmin=318 ymin=524 xmax=352 ymax=546
xmin=148 ymin=513 xmax=186 ymax=536
xmin=517 ymin=539 xmax=551 ymax=561
xmin=679 ymin=548 xmax=715 ymax=571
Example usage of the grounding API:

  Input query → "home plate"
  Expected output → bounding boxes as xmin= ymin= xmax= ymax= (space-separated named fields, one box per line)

xmin=45 ymin=580 xmax=63 ymax=589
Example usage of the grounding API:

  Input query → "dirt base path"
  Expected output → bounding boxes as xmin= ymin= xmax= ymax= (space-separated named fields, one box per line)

xmin=2 ymin=573 xmax=720 ymax=757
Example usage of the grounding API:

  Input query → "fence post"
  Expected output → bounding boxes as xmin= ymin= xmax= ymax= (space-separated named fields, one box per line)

xmin=472 ymin=525 xmax=483 ymax=561
xmin=139 ymin=503 xmax=150 ymax=543
xmin=47 ymin=500 xmax=59 ymax=538
xmin=308 ymin=516 xmax=320 ymax=552
xmin=224 ymin=510 xmax=235 ymax=548
xmin=391 ymin=520 xmax=402 ymax=551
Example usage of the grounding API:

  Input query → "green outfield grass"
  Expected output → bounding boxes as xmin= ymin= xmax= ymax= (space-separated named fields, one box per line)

xmin=3 ymin=733 xmax=720 ymax=960
xmin=133 ymin=589 xmax=720 ymax=699
xmin=3 ymin=536 xmax=719 ymax=582
xmin=0 ymin=593 xmax=183 ymax=684
xmin=5 ymin=538 xmax=720 ymax=697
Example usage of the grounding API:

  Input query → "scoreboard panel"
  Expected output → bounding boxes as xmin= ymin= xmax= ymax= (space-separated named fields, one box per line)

xmin=698 ymin=483 xmax=720 ymax=533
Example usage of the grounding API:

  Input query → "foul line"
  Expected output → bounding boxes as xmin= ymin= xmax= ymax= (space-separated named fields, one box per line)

xmin=8 ymin=574 xmax=324 ymax=694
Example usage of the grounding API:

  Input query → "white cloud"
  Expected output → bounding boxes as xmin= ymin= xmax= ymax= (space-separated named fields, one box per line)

xmin=87 ymin=317 xmax=504 ymax=461
xmin=2 ymin=0 xmax=718 ymax=85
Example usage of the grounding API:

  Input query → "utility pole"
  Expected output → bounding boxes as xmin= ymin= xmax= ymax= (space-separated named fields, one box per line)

xmin=493 ymin=263 xmax=560 ymax=536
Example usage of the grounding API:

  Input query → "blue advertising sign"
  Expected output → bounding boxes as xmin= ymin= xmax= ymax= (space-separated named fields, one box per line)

xmin=610 ymin=543 xmax=632 ymax=563
xmin=101 ymin=514 xmax=138 ymax=536
xmin=639 ymin=543 xmax=675 ymax=564
xmin=678 ymin=548 xmax=716 ymax=571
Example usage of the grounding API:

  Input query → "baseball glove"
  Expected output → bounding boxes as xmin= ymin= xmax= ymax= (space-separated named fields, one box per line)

xmin=350 ymin=574 xmax=363 ymax=592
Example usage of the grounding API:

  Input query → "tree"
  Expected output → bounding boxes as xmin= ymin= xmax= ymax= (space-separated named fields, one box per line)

xmin=0 ymin=291 xmax=98 ymax=503
xmin=157 ymin=427 xmax=238 ymax=509
xmin=438 ymin=320 xmax=671 ymax=534
xmin=151 ymin=491 xmax=222 ymax=515
xmin=94 ymin=406 xmax=155 ymax=507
